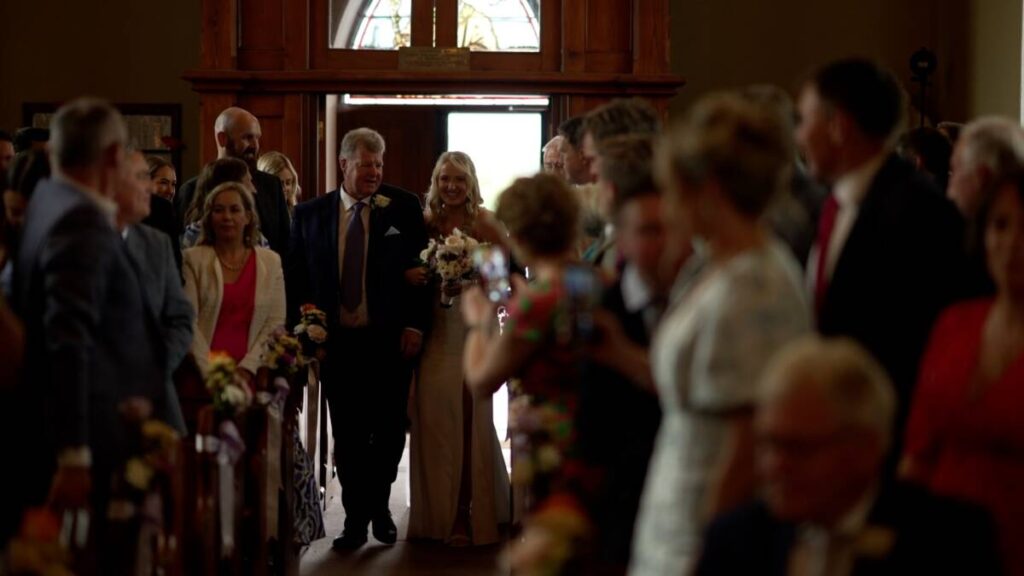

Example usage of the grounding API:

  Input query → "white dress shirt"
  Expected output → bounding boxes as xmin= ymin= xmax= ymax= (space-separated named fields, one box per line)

xmin=806 ymin=153 xmax=887 ymax=296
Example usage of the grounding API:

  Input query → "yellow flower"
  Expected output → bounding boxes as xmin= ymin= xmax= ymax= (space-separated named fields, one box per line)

xmin=125 ymin=458 xmax=154 ymax=490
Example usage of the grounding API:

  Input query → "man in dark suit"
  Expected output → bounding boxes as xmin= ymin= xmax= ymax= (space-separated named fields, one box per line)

xmin=695 ymin=336 xmax=1001 ymax=576
xmin=8 ymin=99 xmax=167 ymax=564
xmin=143 ymin=192 xmax=183 ymax=272
xmin=174 ymin=107 xmax=291 ymax=256
xmin=288 ymin=127 xmax=429 ymax=550
xmin=796 ymin=59 xmax=966 ymax=459
xmin=577 ymin=134 xmax=664 ymax=574
xmin=118 ymin=150 xmax=193 ymax=434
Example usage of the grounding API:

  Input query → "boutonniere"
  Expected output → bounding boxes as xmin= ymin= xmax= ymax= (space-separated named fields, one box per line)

xmin=853 ymin=525 xmax=896 ymax=559
xmin=372 ymin=194 xmax=391 ymax=209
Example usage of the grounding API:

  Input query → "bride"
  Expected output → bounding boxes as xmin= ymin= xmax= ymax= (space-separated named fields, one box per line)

xmin=406 ymin=151 xmax=511 ymax=546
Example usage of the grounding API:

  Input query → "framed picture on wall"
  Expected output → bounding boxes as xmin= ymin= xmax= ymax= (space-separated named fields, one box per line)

xmin=22 ymin=102 xmax=183 ymax=180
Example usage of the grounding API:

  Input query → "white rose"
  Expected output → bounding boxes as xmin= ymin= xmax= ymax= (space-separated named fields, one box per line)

xmin=445 ymin=235 xmax=462 ymax=248
xmin=306 ymin=325 xmax=328 ymax=343
xmin=293 ymin=324 xmax=306 ymax=335
xmin=224 ymin=384 xmax=248 ymax=407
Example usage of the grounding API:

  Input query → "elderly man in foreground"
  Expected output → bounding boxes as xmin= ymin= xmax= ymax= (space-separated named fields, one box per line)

xmin=695 ymin=336 xmax=1001 ymax=576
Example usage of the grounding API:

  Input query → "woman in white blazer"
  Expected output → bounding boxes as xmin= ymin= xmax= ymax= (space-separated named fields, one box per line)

xmin=183 ymin=181 xmax=286 ymax=377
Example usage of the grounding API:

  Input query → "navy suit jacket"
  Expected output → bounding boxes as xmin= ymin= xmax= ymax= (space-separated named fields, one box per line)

xmin=817 ymin=155 xmax=967 ymax=434
xmin=286 ymin=184 xmax=429 ymax=336
xmin=696 ymin=483 xmax=1002 ymax=576
xmin=11 ymin=178 xmax=166 ymax=492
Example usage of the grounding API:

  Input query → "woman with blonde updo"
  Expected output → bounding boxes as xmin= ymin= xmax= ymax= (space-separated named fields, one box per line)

xmin=407 ymin=151 xmax=510 ymax=546
xmin=603 ymin=93 xmax=810 ymax=575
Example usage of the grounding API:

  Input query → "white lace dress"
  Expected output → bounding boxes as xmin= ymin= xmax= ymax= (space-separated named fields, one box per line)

xmin=628 ymin=241 xmax=810 ymax=576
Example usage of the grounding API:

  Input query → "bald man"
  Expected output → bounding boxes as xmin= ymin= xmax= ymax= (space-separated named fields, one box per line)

xmin=174 ymin=107 xmax=291 ymax=256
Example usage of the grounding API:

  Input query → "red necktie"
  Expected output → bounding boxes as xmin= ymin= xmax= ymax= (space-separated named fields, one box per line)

xmin=814 ymin=194 xmax=839 ymax=317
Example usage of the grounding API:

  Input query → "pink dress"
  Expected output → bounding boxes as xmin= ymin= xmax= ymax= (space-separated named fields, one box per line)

xmin=904 ymin=298 xmax=1024 ymax=576
xmin=210 ymin=251 xmax=256 ymax=364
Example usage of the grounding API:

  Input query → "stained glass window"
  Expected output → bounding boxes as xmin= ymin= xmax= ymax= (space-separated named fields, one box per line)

xmin=330 ymin=0 xmax=540 ymax=52
xmin=458 ymin=0 xmax=540 ymax=52
xmin=331 ymin=0 xmax=412 ymax=50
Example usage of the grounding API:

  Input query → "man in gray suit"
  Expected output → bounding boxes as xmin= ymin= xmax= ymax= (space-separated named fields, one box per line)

xmin=8 ymin=99 xmax=166 ymax=563
xmin=116 ymin=149 xmax=193 ymax=434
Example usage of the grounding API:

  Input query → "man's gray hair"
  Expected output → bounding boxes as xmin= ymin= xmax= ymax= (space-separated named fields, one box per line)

xmin=339 ymin=127 xmax=386 ymax=159
xmin=759 ymin=335 xmax=896 ymax=448
xmin=542 ymin=135 xmax=564 ymax=154
xmin=49 ymin=98 xmax=128 ymax=171
xmin=960 ymin=117 xmax=1024 ymax=177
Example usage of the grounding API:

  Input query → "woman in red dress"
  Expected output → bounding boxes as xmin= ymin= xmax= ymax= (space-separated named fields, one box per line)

xmin=183 ymin=181 xmax=286 ymax=379
xmin=903 ymin=172 xmax=1024 ymax=576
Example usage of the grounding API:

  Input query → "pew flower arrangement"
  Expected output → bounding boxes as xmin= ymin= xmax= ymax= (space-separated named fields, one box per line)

xmin=5 ymin=508 xmax=73 ymax=576
xmin=293 ymin=304 xmax=329 ymax=364
xmin=206 ymin=352 xmax=253 ymax=416
xmin=263 ymin=327 xmax=302 ymax=377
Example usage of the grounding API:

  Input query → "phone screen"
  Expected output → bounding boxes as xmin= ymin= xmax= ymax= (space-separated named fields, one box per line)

xmin=473 ymin=246 xmax=511 ymax=303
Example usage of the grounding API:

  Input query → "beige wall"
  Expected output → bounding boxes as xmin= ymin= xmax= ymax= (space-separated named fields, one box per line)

xmin=0 ymin=0 xmax=202 ymax=177
xmin=669 ymin=0 xmax=1020 ymax=124
xmin=970 ymin=0 xmax=1023 ymax=119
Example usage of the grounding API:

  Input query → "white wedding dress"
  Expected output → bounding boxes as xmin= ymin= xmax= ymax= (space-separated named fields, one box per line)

xmin=408 ymin=286 xmax=511 ymax=544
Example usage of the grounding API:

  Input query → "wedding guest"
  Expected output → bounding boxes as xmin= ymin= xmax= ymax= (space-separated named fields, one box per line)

xmin=182 ymin=181 xmax=285 ymax=378
xmin=462 ymin=172 xmax=584 ymax=510
xmin=696 ymin=336 xmax=1001 ymax=576
xmin=8 ymin=99 xmax=166 ymax=570
xmin=12 ymin=127 xmax=48 ymax=154
xmin=741 ymin=84 xmax=826 ymax=267
xmin=1 ymin=150 xmax=50 ymax=297
xmin=798 ymin=59 xmax=966 ymax=467
xmin=559 ymin=116 xmax=604 ymax=263
xmin=897 ymin=126 xmax=952 ymax=193
xmin=947 ymin=117 xmax=1024 ymax=221
xmin=407 ymin=151 xmax=510 ymax=546
xmin=902 ymin=170 xmax=1024 ymax=576
xmin=0 ymin=130 xmax=13 ymax=173
xmin=542 ymin=135 xmax=565 ymax=176
xmin=579 ymin=98 xmax=661 ymax=273
xmin=147 ymin=155 xmax=177 ymax=201
xmin=616 ymin=93 xmax=809 ymax=576
xmin=117 ymin=150 xmax=193 ymax=434
xmin=581 ymin=97 xmax=660 ymax=185
xmin=181 ymin=157 xmax=268 ymax=249
xmin=174 ymin=107 xmax=290 ymax=256
xmin=258 ymin=150 xmax=301 ymax=219
xmin=574 ymin=134 xmax=667 ymax=574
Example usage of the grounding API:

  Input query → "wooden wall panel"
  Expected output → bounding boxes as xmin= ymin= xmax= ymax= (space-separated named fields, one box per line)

xmin=633 ymin=0 xmax=669 ymax=74
xmin=198 ymin=94 xmax=236 ymax=168
xmin=238 ymin=0 xmax=286 ymax=69
xmin=201 ymin=0 xmax=236 ymax=69
xmin=283 ymin=0 xmax=309 ymax=69
xmin=562 ymin=0 xmax=587 ymax=72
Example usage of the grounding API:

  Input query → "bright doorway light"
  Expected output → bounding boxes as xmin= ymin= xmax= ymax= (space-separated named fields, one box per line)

xmin=446 ymin=112 xmax=543 ymax=209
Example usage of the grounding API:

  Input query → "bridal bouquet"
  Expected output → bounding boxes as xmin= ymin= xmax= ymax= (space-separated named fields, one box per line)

xmin=419 ymin=228 xmax=481 ymax=306
xmin=206 ymin=352 xmax=253 ymax=416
